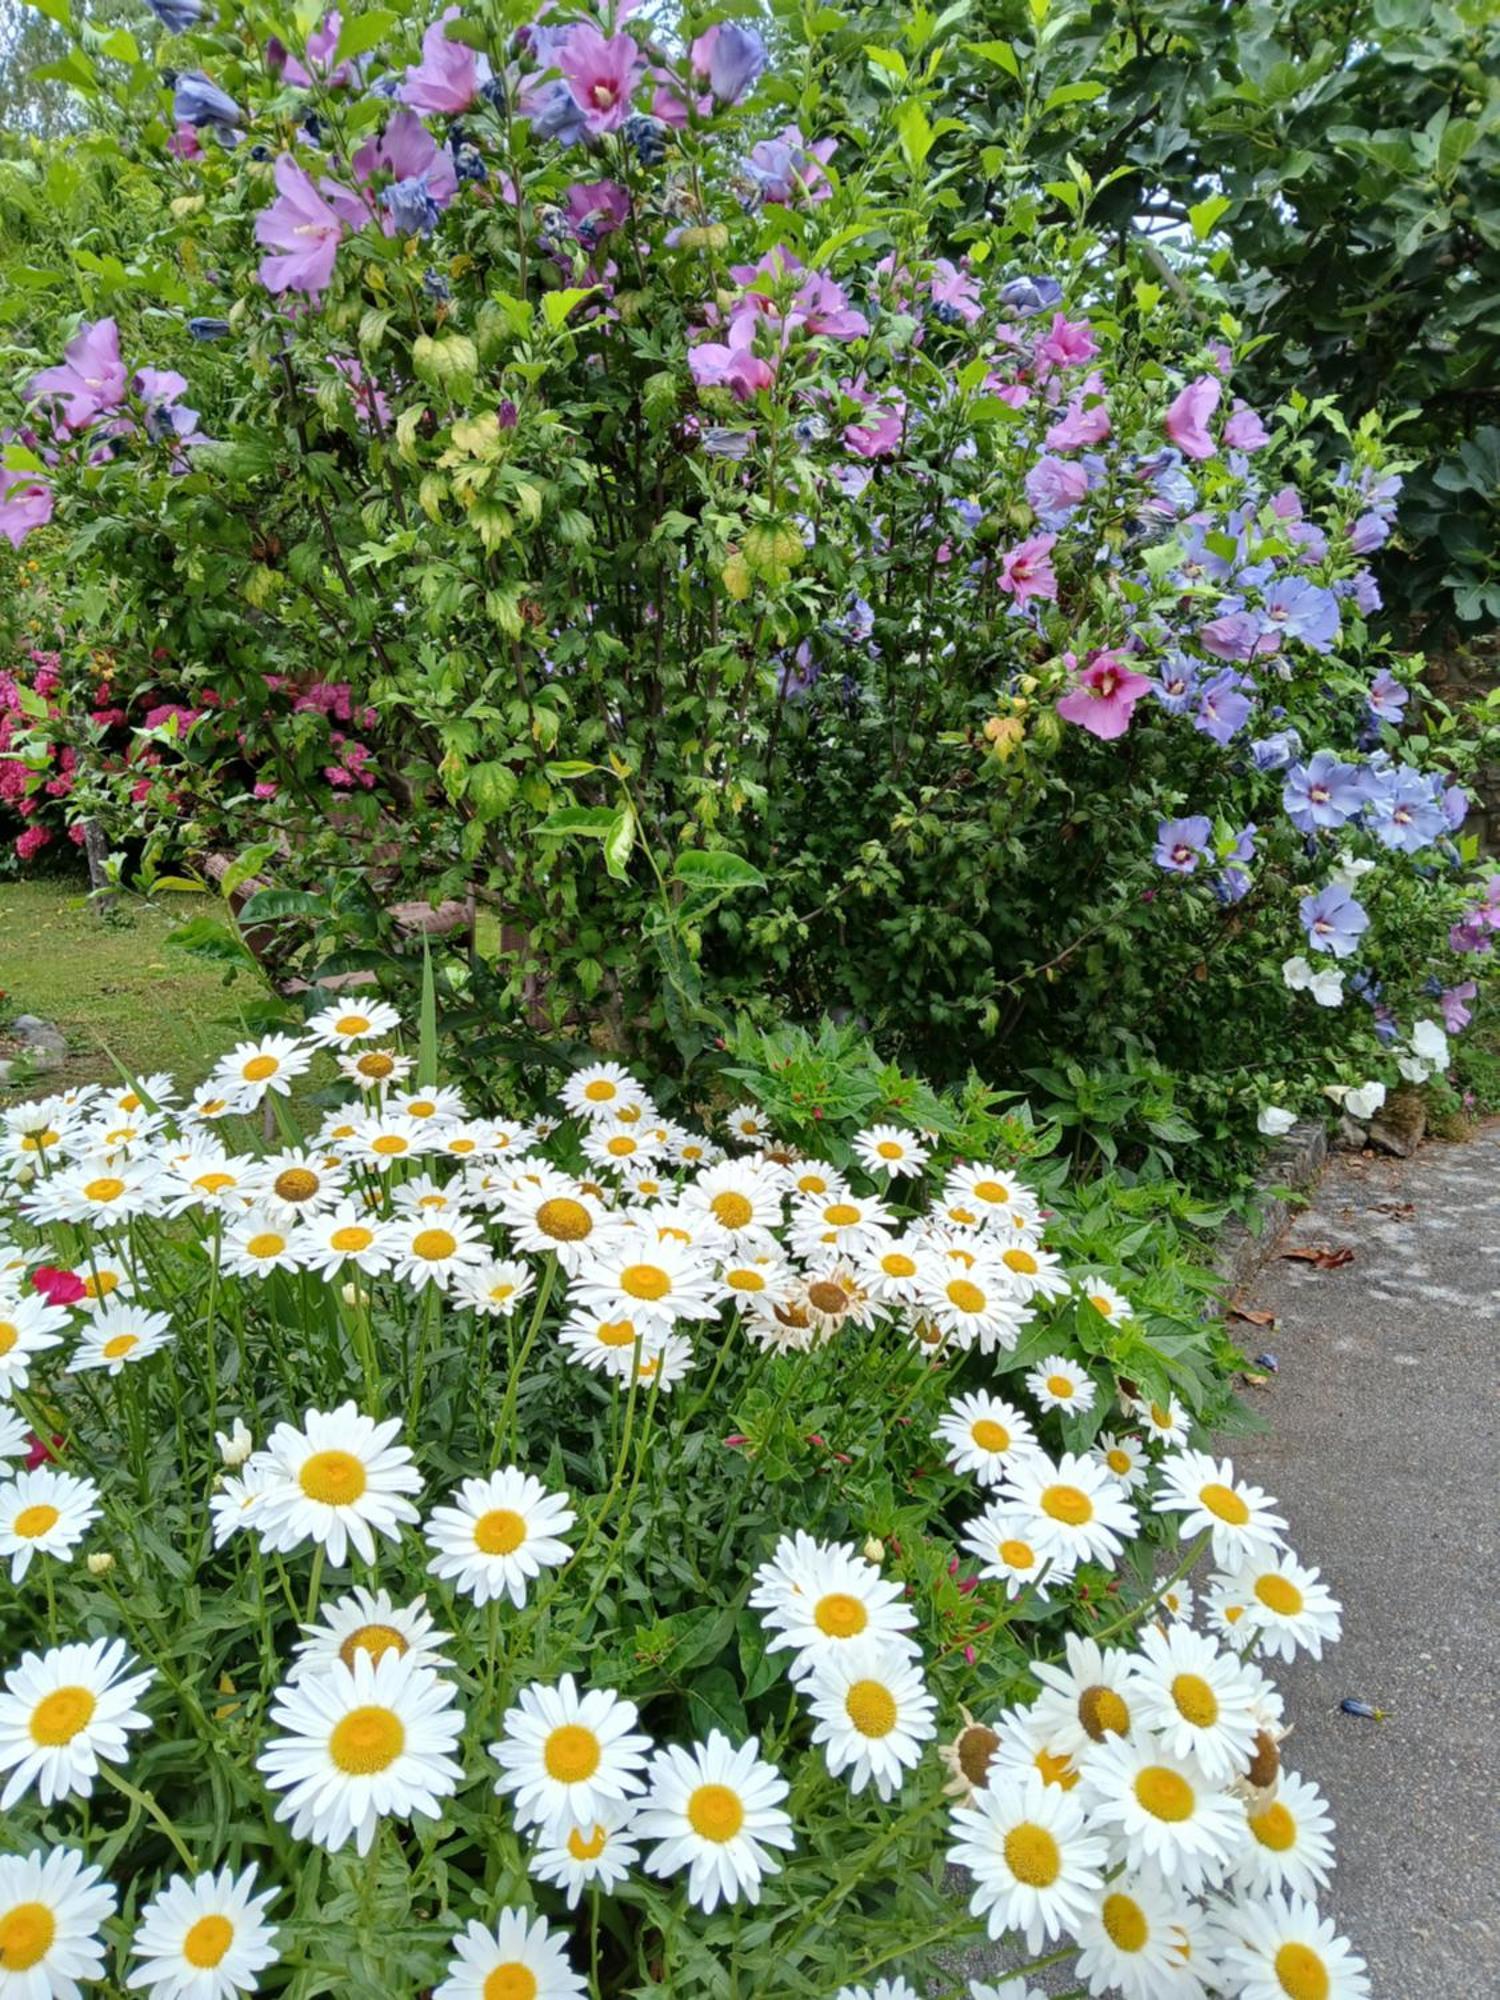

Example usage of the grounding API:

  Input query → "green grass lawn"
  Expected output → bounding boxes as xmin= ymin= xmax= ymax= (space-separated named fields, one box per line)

xmin=1 ymin=873 xmax=251 ymax=1099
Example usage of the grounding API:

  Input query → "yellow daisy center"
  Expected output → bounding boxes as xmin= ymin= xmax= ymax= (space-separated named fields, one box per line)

xmin=597 ymin=1320 xmax=637 ymax=1349
xmin=536 ymin=1197 xmax=591 ymax=1242
xmin=299 ymin=1450 xmax=367 ymax=1506
xmin=101 ymin=1335 xmax=138 ymax=1361
xmin=29 ymin=1686 xmax=96 ymax=1746
xmin=357 ymin=1053 xmax=396 ymax=1079
xmin=1199 ymin=1481 xmax=1249 ymax=1525
xmin=973 ymin=1179 xmax=1009 ymax=1203
xmin=13 ymin=1505 xmax=60 ymax=1540
xmin=971 ymin=1418 xmax=1011 ymax=1454
xmin=726 ymin=1268 xmax=766 ymax=1292
xmin=1078 ymin=1684 xmax=1130 ymax=1742
xmin=875 ymin=1139 xmax=903 ymax=1159
xmin=1034 ymin=1745 xmax=1079 ymax=1790
xmin=813 ymin=1592 xmax=867 ymax=1638
xmin=275 ymin=1168 xmax=320 ymax=1202
xmin=845 ymin=1680 xmax=898 ymax=1738
xmin=182 ymin=1914 xmax=235 ymax=1969
xmin=946 ymin=1279 xmax=985 ymax=1314
xmin=335 ymin=1014 xmax=371 ymax=1036
xmin=1134 ymin=1766 xmax=1195 ymax=1822
xmin=567 ymin=1823 xmax=608 ymax=1861
xmin=329 ymin=1705 xmax=404 ymax=1775
xmin=583 ymin=1079 xmax=617 ymax=1102
xmin=1274 ymin=1943 xmax=1330 ymax=2000
xmin=0 ymin=1902 xmax=56 ymax=1973
xmin=543 ymin=1724 xmax=601 ymax=1784
xmin=484 ymin=1965 xmax=538 ymax=2000
xmin=999 ymin=1538 xmax=1035 ymax=1570
xmin=1171 ymin=1673 xmax=1220 ymax=1728
xmin=1088 ymin=1293 xmax=1115 ymax=1316
xmin=1045 ymin=1373 xmax=1075 ymax=1399
xmin=1040 ymin=1484 xmax=1093 ymax=1526
xmin=1106 ymin=1448 xmax=1132 ymax=1475
xmin=881 ymin=1252 xmax=917 ymax=1278
xmin=1256 ymin=1574 xmax=1305 ymax=1616
xmin=620 ymin=1263 xmax=671 ymax=1303
xmin=823 ymin=1203 xmax=860 ymax=1227
xmin=687 ymin=1782 xmax=744 ymax=1842
xmin=0 ymin=1325 xmax=16 ymax=1356
xmin=339 ymin=1624 xmax=410 ymax=1670
xmin=371 ymin=1135 xmax=408 ymax=1157
xmin=245 ymin=1232 xmax=286 ymax=1260
xmin=194 ymin=1171 xmax=236 ymax=1194
xmin=84 ymin=1177 xmax=126 ymax=1203
xmin=241 ymin=1055 xmax=279 ymax=1082
xmin=1250 ymin=1800 xmax=1298 ymax=1852
xmin=474 ymin=1509 xmax=527 ymax=1555
xmin=331 ymin=1225 xmax=374 ymax=1253
xmin=411 ymin=1228 xmax=457 ymax=1262
xmin=82 ymin=1272 xmax=119 ymax=1299
xmin=1003 ymin=1822 xmax=1061 ymax=1887
xmin=710 ymin=1190 xmax=753 ymax=1229
xmin=1102 ymin=1892 xmax=1149 ymax=1953
xmin=605 ymin=1135 xmax=636 ymax=1157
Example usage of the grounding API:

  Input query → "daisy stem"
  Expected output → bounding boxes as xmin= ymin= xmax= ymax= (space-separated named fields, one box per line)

xmin=100 ymin=1761 xmax=197 ymax=1871
xmin=678 ymin=1307 xmax=740 ymax=1430
xmin=42 ymin=1558 xmax=58 ymax=1643
xmin=589 ymin=1882 xmax=602 ymax=1997
xmin=1077 ymin=1529 xmax=1211 ymax=1654
xmin=305 ymin=1544 xmax=325 ymax=1623
xmin=492 ymin=1253 xmax=555 ymax=1467
xmin=407 ymin=1282 xmax=440 ymax=1434
xmin=781 ymin=1784 xmax=950 ymax=1956
xmin=203 ymin=1217 xmax=222 ymax=1441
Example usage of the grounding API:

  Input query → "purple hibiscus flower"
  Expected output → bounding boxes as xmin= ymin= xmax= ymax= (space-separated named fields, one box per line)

xmin=1261 ymin=576 xmax=1341 ymax=654
xmin=29 ymin=319 xmax=127 ymax=432
xmin=1301 ymin=881 xmax=1369 ymax=958
xmin=1366 ymin=671 xmax=1408 ymax=724
xmin=1282 ymin=751 xmax=1364 ymax=834
xmin=1154 ymin=815 xmax=1214 ymax=874
xmin=1025 ymin=455 xmax=1089 ymax=522
xmin=1193 ymin=668 xmax=1254 ymax=745
xmin=1251 ymin=728 xmax=1302 ymax=772
xmin=1361 ymin=767 xmax=1447 ymax=854
xmin=1164 ymin=375 xmax=1220 ymax=460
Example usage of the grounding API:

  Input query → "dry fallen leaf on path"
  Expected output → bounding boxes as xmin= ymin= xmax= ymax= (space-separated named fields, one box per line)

xmin=1373 ymin=1201 xmax=1416 ymax=1219
xmin=1230 ymin=1306 xmax=1277 ymax=1327
xmin=1282 ymin=1245 xmax=1355 ymax=1270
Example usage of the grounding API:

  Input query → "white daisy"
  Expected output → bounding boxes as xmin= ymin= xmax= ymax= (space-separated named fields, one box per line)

xmin=1130 ymin=1622 xmax=1264 ymax=1782
xmin=502 ymin=1171 xmax=616 ymax=1271
xmin=299 ymin=1206 xmax=398 ymax=1279
xmin=621 ymin=1333 xmax=695 ymax=1393
xmin=432 ymin=1120 xmax=497 ymax=1165
xmin=0 ymin=1638 xmax=154 ymax=1810
xmin=988 ymin=1701 xmax=1086 ymax=1797
xmin=1136 ymin=1391 xmax=1192 ymax=1446
xmin=682 ymin=1158 xmax=785 ymax=1241
xmin=452 ymin=1257 xmax=535 ymax=1318
xmin=220 ymin=1213 xmax=306 ymax=1280
xmin=347 ymin=1113 xmax=433 ymax=1168
xmin=0 ymin=1293 xmax=69 ymax=1395
xmin=569 ymin=1228 xmax=719 ymax=1328
xmin=1216 ymin=1892 xmax=1369 ymax=2000
xmin=73 ymin=1259 xmax=134 ymax=1311
xmin=0 ymin=1407 xmax=27 ymax=1465
xmin=835 ymin=1983 xmax=924 ymax=2000
xmin=434 ymin=1907 xmax=588 ymax=2000
xmin=757 ymin=1538 xmax=920 ymax=1678
xmin=1222 ymin=1553 xmax=1343 ymax=1663
xmin=162 ymin=1150 xmax=267 ymax=1218
xmin=303 ymin=998 xmax=403 ymax=1048
xmin=960 ymin=1499 xmax=1076 ymax=1602
xmin=947 ymin=1769 xmax=1108 ymax=1951
xmin=943 ymin=1163 xmax=1027 ymax=1217
xmin=210 ymin=1463 xmax=277 ymax=1550
xmin=1073 ymin=1867 xmax=1197 ymax=2000
xmin=581 ymin=1122 xmax=667 ymax=1174
xmin=995 ymin=1242 xmax=1071 ymax=1303
xmin=636 ymin=1731 xmax=794 ymax=1912
xmin=1002 ymin=1451 xmax=1139 ymax=1571
xmin=0 ymin=1845 xmax=116 ymax=1993
xmin=915 ymin=1255 xmax=1028 ymax=1354
xmin=337 ymin=1047 xmax=416 ymax=1092
xmin=560 ymin=1062 xmax=648 ymax=1122
xmin=1154 ymin=1451 xmax=1288 ymax=1566
xmin=1234 ymin=1769 xmax=1336 ymax=1901
xmin=1028 ymin=1633 xmax=1142 ymax=1759
xmin=556 ymin=1311 xmax=659 ymax=1375
xmin=257 ymin=1651 xmax=464 ymax=1855
xmin=1093 ymin=1431 xmax=1149 ymax=1493
xmin=289 ymin=1587 xmax=453 ymax=1684
xmin=528 ymin=1799 xmax=641 ymax=1909
xmin=211 ymin=1033 xmax=312 ymax=1106
xmin=491 ymin=1675 xmax=652 ymax=1837
xmin=125 ymin=1862 xmax=279 ymax=1999
xmin=68 ymin=1303 xmax=174 ymax=1377
xmin=852 ymin=1124 xmax=930 ymax=1178
xmin=0 ymin=1467 xmax=99 ymax=1582
xmin=21 ymin=1156 xmax=165 ymax=1225
xmin=936 ymin=1393 xmax=1039 ymax=1486
xmin=805 ymin=1640 xmax=938 ymax=1799
xmin=1077 ymin=1277 xmax=1133 ymax=1324
xmin=388 ymin=1213 xmax=488 ymax=1291
xmin=394 ymin=1086 xmax=469 ymax=1128
xmin=1078 ymin=1735 xmax=1247 ymax=1893
xmin=715 ymin=1249 xmax=793 ymax=1312
xmin=723 ymin=1103 xmax=771 ymax=1146
xmin=1025 ymin=1353 xmax=1097 ymax=1415
xmin=253 ymin=1404 xmax=422 ymax=1568
xmin=424 ymin=1468 xmax=575 ymax=1608
xmin=259 ymin=1149 xmax=346 ymax=1220
xmin=788 ymin=1190 xmax=895 ymax=1262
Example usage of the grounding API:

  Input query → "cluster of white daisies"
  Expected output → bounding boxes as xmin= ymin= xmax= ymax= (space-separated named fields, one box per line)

xmin=0 ymin=1021 xmax=1364 ymax=1997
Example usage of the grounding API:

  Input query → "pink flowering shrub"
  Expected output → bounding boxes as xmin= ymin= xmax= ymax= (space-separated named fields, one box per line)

xmin=3 ymin=0 xmax=1496 ymax=1171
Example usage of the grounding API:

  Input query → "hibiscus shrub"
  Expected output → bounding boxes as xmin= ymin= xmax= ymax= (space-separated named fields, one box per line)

xmin=0 ymin=0 xmax=1494 ymax=1171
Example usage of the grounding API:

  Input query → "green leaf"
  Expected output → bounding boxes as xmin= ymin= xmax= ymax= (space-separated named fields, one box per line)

xmin=333 ymin=8 xmax=396 ymax=66
xmin=687 ymin=1667 xmax=749 ymax=1743
xmin=966 ymin=37 xmax=1020 ymax=78
xmin=27 ymin=0 xmax=72 ymax=25
xmin=418 ymin=939 xmax=439 ymax=1086
xmin=219 ymin=842 xmax=279 ymax=901
xmin=1188 ymin=194 xmax=1231 ymax=240
xmin=603 ymin=805 xmax=636 ymax=882
xmin=1042 ymin=80 xmax=1103 ymax=112
xmin=541 ymin=287 xmax=600 ymax=333
xmin=235 ymin=889 xmax=328 ymax=923
xmin=535 ymin=806 xmax=617 ymax=839
xmin=897 ymin=100 xmax=935 ymax=171
xmin=673 ymin=850 xmax=767 ymax=892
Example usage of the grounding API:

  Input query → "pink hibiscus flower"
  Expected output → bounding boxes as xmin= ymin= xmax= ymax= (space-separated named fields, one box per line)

xmin=1055 ymin=649 xmax=1154 ymax=740
xmin=1164 ymin=375 xmax=1222 ymax=460
xmin=998 ymin=533 xmax=1058 ymax=605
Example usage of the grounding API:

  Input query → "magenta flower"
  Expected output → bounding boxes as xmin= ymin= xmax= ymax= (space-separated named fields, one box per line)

xmin=0 ymin=464 xmax=53 ymax=548
xmin=1045 ymin=389 xmax=1110 ymax=450
xmin=29 ymin=319 xmax=127 ymax=432
xmin=930 ymin=258 xmax=982 ymax=324
xmin=275 ymin=11 xmax=354 ymax=89
xmin=254 ymin=155 xmax=362 ymax=297
xmin=1055 ymin=649 xmax=1153 ymax=740
xmin=1164 ymin=375 xmax=1221 ymax=460
xmin=688 ymin=317 xmax=775 ymax=400
xmin=401 ymin=7 xmax=480 ymax=114
xmin=1034 ymin=313 xmax=1097 ymax=371
xmin=1441 ymin=982 xmax=1477 ymax=1034
xmin=1223 ymin=399 xmax=1270 ymax=452
xmin=998 ymin=533 xmax=1058 ymax=605
xmin=560 ymin=24 xmax=644 ymax=135
xmin=844 ymin=388 xmax=904 ymax=459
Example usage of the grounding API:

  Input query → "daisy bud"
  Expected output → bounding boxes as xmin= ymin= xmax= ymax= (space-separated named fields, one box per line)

xmin=862 ymin=1536 xmax=885 ymax=1565
xmin=216 ymin=1417 xmax=253 ymax=1468
xmin=341 ymin=1281 xmax=369 ymax=1307
xmin=87 ymin=1551 xmax=116 ymax=1576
